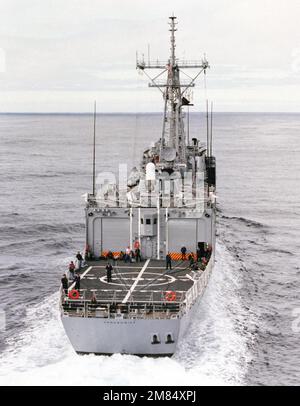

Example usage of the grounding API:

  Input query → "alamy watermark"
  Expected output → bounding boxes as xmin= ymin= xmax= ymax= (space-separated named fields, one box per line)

xmin=92 ymin=164 xmax=208 ymax=211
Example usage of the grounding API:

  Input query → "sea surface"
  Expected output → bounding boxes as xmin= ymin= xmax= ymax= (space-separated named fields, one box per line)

xmin=0 ymin=112 xmax=299 ymax=386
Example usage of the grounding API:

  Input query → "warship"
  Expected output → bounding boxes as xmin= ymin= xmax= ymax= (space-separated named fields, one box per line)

xmin=60 ymin=16 xmax=217 ymax=356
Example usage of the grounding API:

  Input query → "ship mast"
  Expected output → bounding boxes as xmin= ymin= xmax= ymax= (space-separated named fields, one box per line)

xmin=136 ymin=16 xmax=209 ymax=166
xmin=167 ymin=16 xmax=181 ymax=156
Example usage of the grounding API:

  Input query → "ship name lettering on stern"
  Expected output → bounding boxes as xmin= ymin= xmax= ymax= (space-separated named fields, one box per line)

xmin=103 ymin=390 xmax=138 ymax=404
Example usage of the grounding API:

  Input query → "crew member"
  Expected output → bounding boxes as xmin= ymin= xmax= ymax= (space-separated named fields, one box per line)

xmin=166 ymin=253 xmax=172 ymax=270
xmin=106 ymin=263 xmax=113 ymax=283
xmin=192 ymin=262 xmax=199 ymax=271
xmin=181 ymin=246 xmax=187 ymax=260
xmin=134 ymin=240 xmax=140 ymax=250
xmin=196 ymin=248 xmax=202 ymax=262
xmin=74 ymin=273 xmax=81 ymax=290
xmin=61 ymin=274 xmax=69 ymax=295
xmin=125 ymin=246 xmax=131 ymax=263
xmin=206 ymin=245 xmax=212 ymax=261
xmin=76 ymin=251 xmax=83 ymax=269
xmin=84 ymin=244 xmax=90 ymax=261
xmin=68 ymin=261 xmax=75 ymax=280
xmin=107 ymin=251 xmax=114 ymax=260
xmin=197 ymin=242 xmax=205 ymax=261
xmin=188 ymin=253 xmax=195 ymax=267
xmin=90 ymin=293 xmax=98 ymax=308
xmin=135 ymin=247 xmax=142 ymax=262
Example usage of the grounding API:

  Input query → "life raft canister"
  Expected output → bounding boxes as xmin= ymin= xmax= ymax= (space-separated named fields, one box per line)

xmin=68 ymin=289 xmax=80 ymax=300
xmin=165 ymin=291 xmax=176 ymax=302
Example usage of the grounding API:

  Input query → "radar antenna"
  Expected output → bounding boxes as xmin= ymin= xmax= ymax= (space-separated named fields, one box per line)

xmin=92 ymin=101 xmax=96 ymax=196
xmin=136 ymin=16 xmax=209 ymax=164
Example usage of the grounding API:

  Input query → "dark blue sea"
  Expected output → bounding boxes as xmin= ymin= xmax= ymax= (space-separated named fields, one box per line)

xmin=0 ymin=113 xmax=299 ymax=385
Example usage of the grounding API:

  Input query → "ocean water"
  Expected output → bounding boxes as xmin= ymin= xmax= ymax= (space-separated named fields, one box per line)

xmin=0 ymin=112 xmax=299 ymax=386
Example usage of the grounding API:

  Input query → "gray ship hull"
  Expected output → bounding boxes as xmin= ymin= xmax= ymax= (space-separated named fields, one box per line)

xmin=61 ymin=259 xmax=213 ymax=356
xmin=62 ymin=316 xmax=180 ymax=356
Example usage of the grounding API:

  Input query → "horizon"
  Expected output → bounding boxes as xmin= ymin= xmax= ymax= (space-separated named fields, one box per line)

xmin=1 ymin=111 xmax=300 ymax=115
xmin=0 ymin=1 xmax=299 ymax=113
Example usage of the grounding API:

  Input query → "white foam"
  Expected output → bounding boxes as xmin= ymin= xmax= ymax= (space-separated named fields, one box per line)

xmin=174 ymin=242 xmax=253 ymax=385
xmin=0 ymin=242 xmax=252 ymax=386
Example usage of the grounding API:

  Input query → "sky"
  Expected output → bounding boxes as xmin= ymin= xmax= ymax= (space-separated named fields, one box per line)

xmin=0 ymin=0 xmax=299 ymax=113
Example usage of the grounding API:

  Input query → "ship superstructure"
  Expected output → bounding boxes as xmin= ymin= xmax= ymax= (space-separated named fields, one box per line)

xmin=60 ymin=16 xmax=217 ymax=356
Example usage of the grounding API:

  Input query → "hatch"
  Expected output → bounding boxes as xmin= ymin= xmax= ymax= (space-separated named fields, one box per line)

xmin=102 ymin=218 xmax=130 ymax=252
xmin=168 ymin=219 xmax=197 ymax=253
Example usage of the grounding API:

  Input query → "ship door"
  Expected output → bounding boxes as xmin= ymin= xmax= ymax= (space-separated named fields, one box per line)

xmin=102 ymin=218 xmax=130 ymax=253
xmin=168 ymin=219 xmax=197 ymax=254
xmin=92 ymin=217 xmax=102 ymax=256
xmin=142 ymin=238 xmax=154 ymax=259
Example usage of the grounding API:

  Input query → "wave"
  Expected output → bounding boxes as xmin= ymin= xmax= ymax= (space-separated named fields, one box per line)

xmin=263 ymin=248 xmax=293 ymax=256
xmin=220 ymin=215 xmax=265 ymax=229
xmin=174 ymin=243 xmax=253 ymax=383
xmin=0 ymin=264 xmax=22 ymax=272
xmin=0 ymin=243 xmax=253 ymax=386
xmin=0 ymin=238 xmax=74 ymax=252
xmin=27 ymin=171 xmax=85 ymax=178
xmin=28 ymin=174 xmax=60 ymax=179
xmin=1 ymin=223 xmax=84 ymax=238
xmin=2 ymin=272 xmax=30 ymax=281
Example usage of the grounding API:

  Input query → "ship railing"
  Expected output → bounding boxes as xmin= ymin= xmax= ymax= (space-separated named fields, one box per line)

xmin=59 ymin=286 xmax=65 ymax=314
xmin=60 ymin=302 xmax=182 ymax=319
xmin=184 ymin=257 xmax=214 ymax=312
xmin=136 ymin=59 xmax=208 ymax=69
xmin=60 ymin=289 xmax=186 ymax=319
xmin=86 ymin=189 xmax=212 ymax=209
xmin=148 ymin=80 xmax=195 ymax=88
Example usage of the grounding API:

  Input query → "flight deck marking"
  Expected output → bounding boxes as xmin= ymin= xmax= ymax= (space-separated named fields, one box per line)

xmin=185 ymin=274 xmax=196 ymax=282
xmin=88 ymin=265 xmax=187 ymax=270
xmin=98 ymin=271 xmax=176 ymax=287
xmin=68 ymin=266 xmax=92 ymax=291
xmin=147 ymin=266 xmax=187 ymax=270
xmin=122 ymin=259 xmax=150 ymax=304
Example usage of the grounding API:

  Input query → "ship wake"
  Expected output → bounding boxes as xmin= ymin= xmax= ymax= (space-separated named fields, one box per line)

xmin=0 ymin=243 xmax=252 ymax=386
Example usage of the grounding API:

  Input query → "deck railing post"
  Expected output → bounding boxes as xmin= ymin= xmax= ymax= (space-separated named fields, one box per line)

xmin=157 ymin=196 xmax=160 ymax=259
xmin=130 ymin=207 xmax=133 ymax=251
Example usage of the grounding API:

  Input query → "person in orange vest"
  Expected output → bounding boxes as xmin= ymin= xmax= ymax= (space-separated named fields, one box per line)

xmin=107 ymin=251 xmax=114 ymax=260
xmin=85 ymin=244 xmax=90 ymax=260
xmin=135 ymin=247 xmax=142 ymax=262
